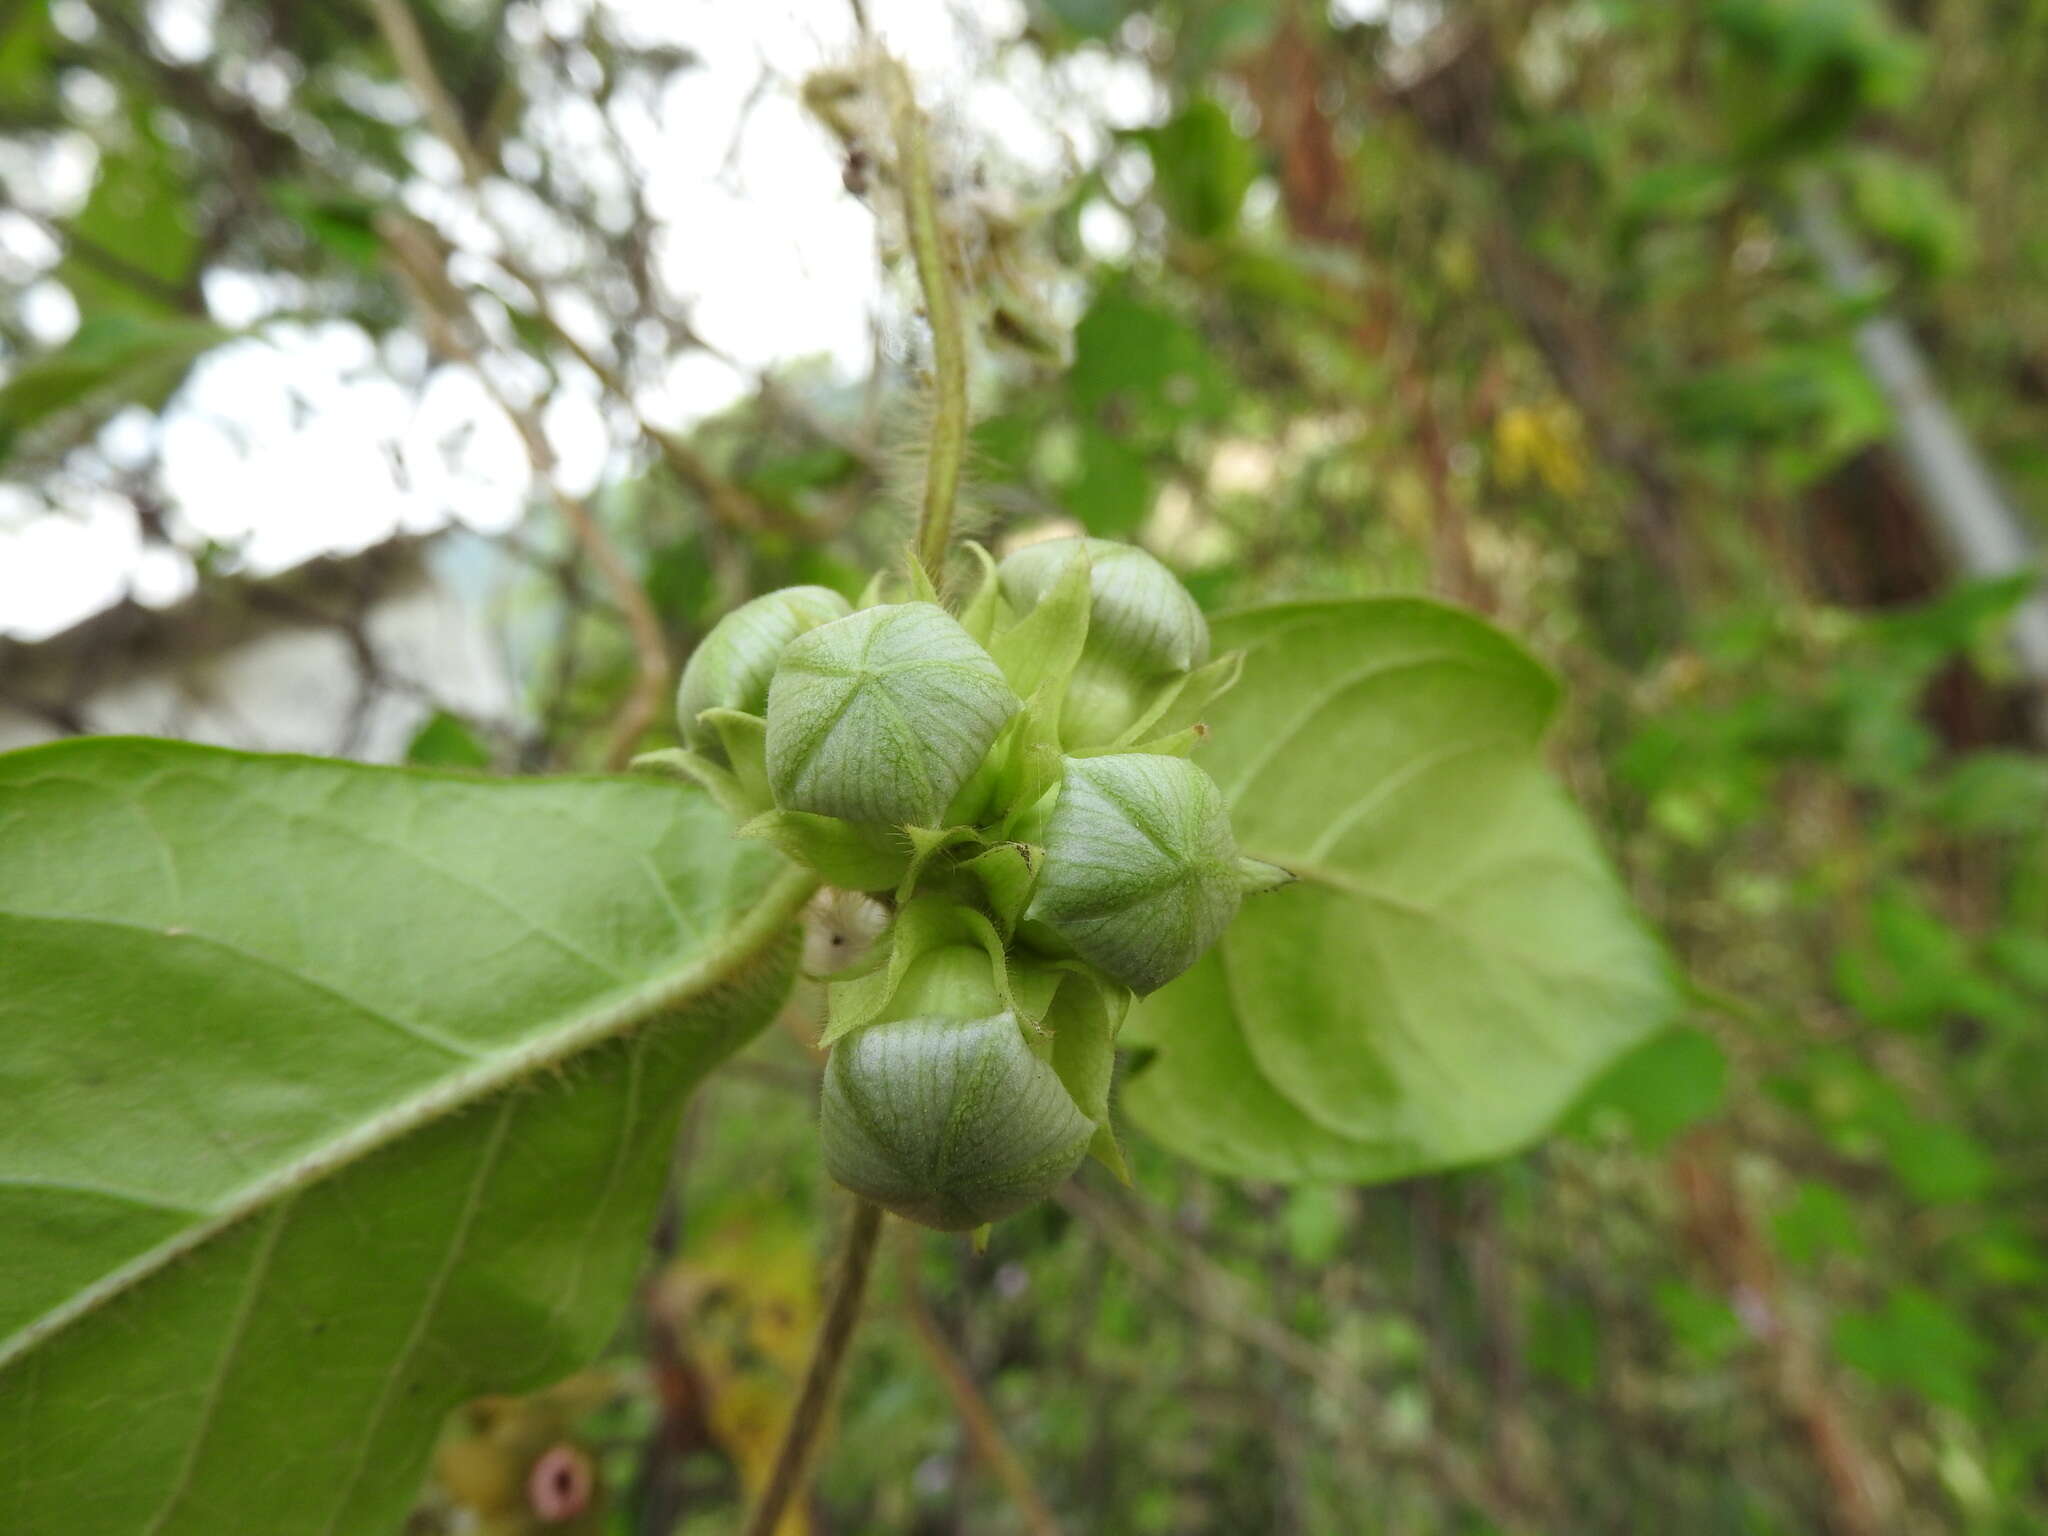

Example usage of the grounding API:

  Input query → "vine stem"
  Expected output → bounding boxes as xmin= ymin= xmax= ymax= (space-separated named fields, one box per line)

xmin=739 ymin=1197 xmax=887 ymax=1536
xmin=886 ymin=60 xmax=969 ymax=584
xmin=746 ymin=44 xmax=954 ymax=1533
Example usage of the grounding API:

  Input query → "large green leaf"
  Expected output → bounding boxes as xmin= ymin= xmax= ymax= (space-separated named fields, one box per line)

xmin=61 ymin=124 xmax=201 ymax=317
xmin=1136 ymin=97 xmax=1259 ymax=239
xmin=0 ymin=737 xmax=809 ymax=1534
xmin=1068 ymin=286 xmax=1232 ymax=434
xmin=1123 ymin=600 xmax=1675 ymax=1182
xmin=0 ymin=314 xmax=228 ymax=468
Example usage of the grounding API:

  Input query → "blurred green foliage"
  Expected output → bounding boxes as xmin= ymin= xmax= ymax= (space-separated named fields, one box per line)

xmin=5 ymin=0 xmax=2047 ymax=1529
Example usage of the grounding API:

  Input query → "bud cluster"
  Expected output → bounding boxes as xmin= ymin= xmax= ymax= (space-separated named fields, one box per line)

xmin=669 ymin=537 xmax=1287 ymax=1230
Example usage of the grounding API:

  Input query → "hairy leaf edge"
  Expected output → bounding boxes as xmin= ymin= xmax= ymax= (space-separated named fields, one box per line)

xmin=0 ymin=799 xmax=817 ymax=1371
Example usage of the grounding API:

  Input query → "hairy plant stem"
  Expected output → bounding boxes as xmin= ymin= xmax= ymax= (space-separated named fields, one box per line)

xmin=887 ymin=61 xmax=969 ymax=585
xmin=740 ymin=48 xmax=956 ymax=1531
xmin=740 ymin=1197 xmax=887 ymax=1536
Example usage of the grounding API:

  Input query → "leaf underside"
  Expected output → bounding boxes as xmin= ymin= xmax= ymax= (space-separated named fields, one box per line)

xmin=1124 ymin=600 xmax=1675 ymax=1183
xmin=0 ymin=738 xmax=803 ymax=1535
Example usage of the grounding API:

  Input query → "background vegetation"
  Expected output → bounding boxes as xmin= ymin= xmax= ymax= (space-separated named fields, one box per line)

xmin=3 ymin=0 xmax=2045 ymax=1531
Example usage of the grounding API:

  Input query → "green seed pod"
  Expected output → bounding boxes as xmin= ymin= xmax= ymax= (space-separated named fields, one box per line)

xmin=766 ymin=602 xmax=1019 ymax=826
xmin=1028 ymin=753 xmax=1241 ymax=994
xmin=1056 ymin=654 xmax=1154 ymax=751
xmin=998 ymin=537 xmax=1208 ymax=674
xmin=821 ymin=1006 xmax=1095 ymax=1230
xmin=674 ymin=585 xmax=851 ymax=755
xmin=821 ymin=940 xmax=1094 ymax=1229
xmin=997 ymin=538 xmax=1210 ymax=747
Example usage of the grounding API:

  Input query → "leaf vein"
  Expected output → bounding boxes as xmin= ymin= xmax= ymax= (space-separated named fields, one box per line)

xmin=140 ymin=1197 xmax=293 ymax=1535
xmin=319 ymin=1101 xmax=511 ymax=1536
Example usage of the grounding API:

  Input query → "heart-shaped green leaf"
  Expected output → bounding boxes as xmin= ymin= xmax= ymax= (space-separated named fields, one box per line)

xmin=1123 ymin=600 xmax=1675 ymax=1182
xmin=0 ymin=738 xmax=809 ymax=1534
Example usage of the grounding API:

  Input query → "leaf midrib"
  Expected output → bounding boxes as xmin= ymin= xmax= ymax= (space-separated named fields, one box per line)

xmin=0 ymin=864 xmax=817 ymax=1374
xmin=4 ymin=909 xmax=486 ymax=1060
xmin=1246 ymin=848 xmax=1660 ymax=997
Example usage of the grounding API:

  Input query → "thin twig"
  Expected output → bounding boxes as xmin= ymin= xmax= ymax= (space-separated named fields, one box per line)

xmin=740 ymin=1197 xmax=887 ymax=1536
xmin=364 ymin=0 xmax=491 ymax=182
xmin=369 ymin=0 xmax=777 ymax=539
xmin=381 ymin=216 xmax=667 ymax=768
xmin=897 ymin=1235 xmax=1063 ymax=1536
xmin=365 ymin=0 xmax=671 ymax=769
xmin=885 ymin=60 xmax=969 ymax=583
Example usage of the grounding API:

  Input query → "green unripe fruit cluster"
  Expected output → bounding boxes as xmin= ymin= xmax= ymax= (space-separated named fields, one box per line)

xmin=667 ymin=537 xmax=1288 ymax=1230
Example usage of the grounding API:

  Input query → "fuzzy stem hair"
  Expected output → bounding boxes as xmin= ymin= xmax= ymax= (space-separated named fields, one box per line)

xmin=886 ymin=61 xmax=969 ymax=584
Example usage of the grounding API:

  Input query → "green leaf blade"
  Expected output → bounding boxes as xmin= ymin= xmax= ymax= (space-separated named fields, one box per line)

xmin=1124 ymin=600 xmax=1675 ymax=1183
xmin=0 ymin=738 xmax=808 ymax=1534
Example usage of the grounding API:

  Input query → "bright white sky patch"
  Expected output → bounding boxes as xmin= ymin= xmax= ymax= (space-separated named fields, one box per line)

xmin=0 ymin=0 xmax=1161 ymax=640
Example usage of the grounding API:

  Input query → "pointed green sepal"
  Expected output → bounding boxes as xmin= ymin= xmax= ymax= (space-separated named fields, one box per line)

xmin=1088 ymin=1124 xmax=1131 ymax=1182
xmin=1007 ymin=955 xmax=1067 ymax=1033
xmin=1079 ymin=723 xmax=1207 ymax=759
xmin=738 ymin=809 xmax=910 ymax=893
xmin=632 ymin=745 xmax=755 ymax=822
xmin=957 ymin=541 xmax=1002 ymax=645
xmin=896 ymin=823 xmax=983 ymax=905
xmin=942 ymin=707 xmax=1027 ymax=828
xmin=629 ymin=748 xmax=698 ymax=780
xmin=903 ymin=542 xmax=943 ymax=605
xmin=961 ymin=842 xmax=1041 ymax=936
xmin=1112 ymin=649 xmax=1245 ymax=750
xmin=1237 ymin=855 xmax=1296 ymax=895
xmin=1042 ymin=967 xmax=1133 ymax=1180
xmin=701 ymin=708 xmax=771 ymax=810
xmin=991 ymin=692 xmax=1067 ymax=837
xmin=990 ymin=541 xmax=1092 ymax=704
xmin=820 ymin=894 xmax=1011 ymax=1047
